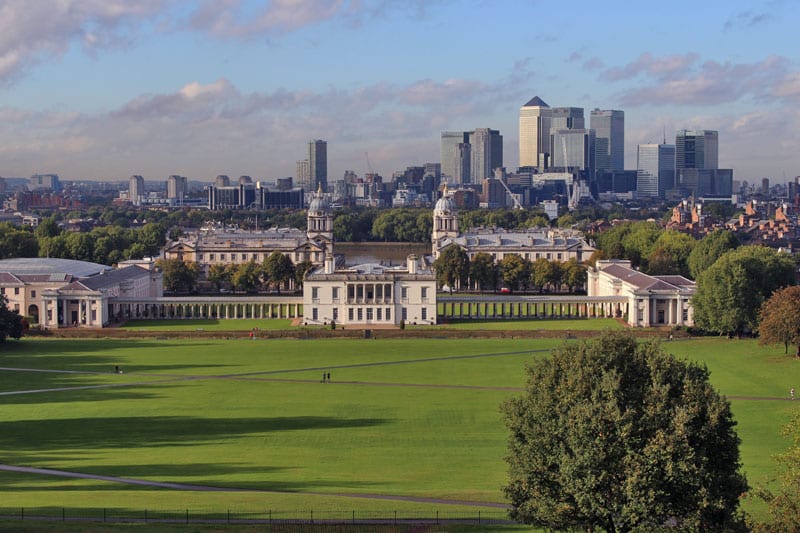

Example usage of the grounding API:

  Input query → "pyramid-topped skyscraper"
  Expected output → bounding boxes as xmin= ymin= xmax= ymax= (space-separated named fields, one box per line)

xmin=519 ymin=96 xmax=551 ymax=169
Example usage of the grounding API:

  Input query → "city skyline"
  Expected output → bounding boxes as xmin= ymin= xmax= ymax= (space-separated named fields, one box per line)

xmin=0 ymin=0 xmax=798 ymax=183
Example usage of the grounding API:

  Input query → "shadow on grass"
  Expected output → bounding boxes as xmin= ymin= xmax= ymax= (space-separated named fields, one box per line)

xmin=0 ymin=416 xmax=391 ymax=453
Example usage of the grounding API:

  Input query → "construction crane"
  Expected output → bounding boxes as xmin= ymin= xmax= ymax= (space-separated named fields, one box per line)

xmin=497 ymin=175 xmax=522 ymax=210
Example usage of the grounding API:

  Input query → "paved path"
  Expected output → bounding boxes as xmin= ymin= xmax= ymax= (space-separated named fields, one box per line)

xmin=0 ymin=464 xmax=508 ymax=508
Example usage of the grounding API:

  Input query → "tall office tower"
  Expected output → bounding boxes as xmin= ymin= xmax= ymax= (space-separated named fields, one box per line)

xmin=550 ymin=107 xmax=585 ymax=131
xmin=29 ymin=173 xmax=61 ymax=192
xmin=637 ymin=143 xmax=676 ymax=198
xmin=296 ymin=160 xmax=310 ymax=189
xmin=676 ymin=130 xmax=718 ymax=170
xmin=128 ymin=175 xmax=145 ymax=206
xmin=214 ymin=175 xmax=230 ymax=187
xmin=166 ymin=175 xmax=188 ymax=200
xmin=590 ymin=109 xmax=625 ymax=172
xmin=550 ymin=129 xmax=596 ymax=175
xmin=468 ymin=128 xmax=503 ymax=184
xmin=441 ymin=131 xmax=471 ymax=184
xmin=519 ymin=96 xmax=551 ymax=168
xmin=308 ymin=139 xmax=328 ymax=192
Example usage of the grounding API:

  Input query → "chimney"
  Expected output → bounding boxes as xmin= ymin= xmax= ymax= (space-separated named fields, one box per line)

xmin=324 ymin=255 xmax=335 ymax=274
xmin=407 ymin=254 xmax=418 ymax=274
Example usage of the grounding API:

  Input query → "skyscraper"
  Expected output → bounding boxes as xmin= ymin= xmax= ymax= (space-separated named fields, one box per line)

xmin=551 ymin=129 xmax=595 ymax=176
xmin=128 ymin=175 xmax=144 ymax=206
xmin=550 ymin=107 xmax=584 ymax=131
xmin=637 ymin=143 xmax=675 ymax=198
xmin=675 ymin=130 xmax=718 ymax=170
xmin=590 ymin=109 xmax=625 ymax=173
xmin=308 ymin=139 xmax=327 ymax=192
xmin=166 ymin=175 xmax=187 ymax=201
xmin=441 ymin=131 xmax=471 ymax=184
xmin=468 ymin=128 xmax=503 ymax=184
xmin=519 ymin=96 xmax=551 ymax=169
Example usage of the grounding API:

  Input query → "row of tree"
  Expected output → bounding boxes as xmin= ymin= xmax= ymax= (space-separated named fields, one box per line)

xmin=433 ymin=246 xmax=587 ymax=293
xmin=156 ymin=253 xmax=315 ymax=294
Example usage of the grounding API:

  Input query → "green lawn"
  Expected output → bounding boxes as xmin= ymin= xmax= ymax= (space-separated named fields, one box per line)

xmin=433 ymin=318 xmax=623 ymax=331
xmin=0 ymin=336 xmax=798 ymax=527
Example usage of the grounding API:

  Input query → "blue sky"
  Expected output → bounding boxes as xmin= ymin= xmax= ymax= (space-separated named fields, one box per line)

xmin=0 ymin=0 xmax=798 ymax=184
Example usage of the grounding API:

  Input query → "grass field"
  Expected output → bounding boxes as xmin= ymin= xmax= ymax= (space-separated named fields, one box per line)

xmin=120 ymin=318 xmax=295 ymax=331
xmin=0 ymin=334 xmax=798 ymax=529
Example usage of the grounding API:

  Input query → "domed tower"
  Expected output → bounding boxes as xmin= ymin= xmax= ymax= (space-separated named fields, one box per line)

xmin=307 ymin=184 xmax=334 ymax=247
xmin=432 ymin=185 xmax=460 ymax=256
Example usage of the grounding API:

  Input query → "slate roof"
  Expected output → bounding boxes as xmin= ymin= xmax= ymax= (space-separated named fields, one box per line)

xmin=600 ymin=264 xmax=695 ymax=292
xmin=0 ymin=258 xmax=110 ymax=278
xmin=60 ymin=266 xmax=148 ymax=292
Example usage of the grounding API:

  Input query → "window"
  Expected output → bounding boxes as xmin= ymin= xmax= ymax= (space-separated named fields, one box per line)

xmin=366 ymin=308 xmax=373 ymax=320
xmin=421 ymin=308 xmax=427 ymax=320
xmin=402 ymin=307 xmax=408 ymax=320
xmin=376 ymin=285 xmax=383 ymax=299
xmin=348 ymin=308 xmax=354 ymax=320
xmin=682 ymin=309 xmax=688 ymax=321
xmin=31 ymin=290 xmax=36 ymax=298
xmin=386 ymin=308 xmax=391 ymax=321
xmin=14 ymin=288 xmax=19 ymax=295
xmin=198 ymin=254 xmax=204 ymax=260
xmin=220 ymin=254 xmax=226 ymax=261
xmin=332 ymin=308 xmax=338 ymax=320
xmin=312 ymin=308 xmax=318 ymax=320
xmin=401 ymin=287 xmax=408 ymax=299
xmin=421 ymin=287 xmax=427 ymax=299
xmin=311 ymin=287 xmax=319 ymax=300
xmin=385 ymin=284 xmax=392 ymax=299
xmin=357 ymin=285 xmax=364 ymax=300
xmin=357 ymin=308 xmax=363 ymax=321
xmin=377 ymin=308 xmax=382 ymax=320
xmin=231 ymin=254 xmax=237 ymax=261
xmin=557 ymin=253 xmax=562 ymax=260
xmin=546 ymin=253 xmax=551 ymax=259
xmin=209 ymin=254 xmax=215 ymax=261
xmin=332 ymin=287 xmax=339 ymax=301
xmin=348 ymin=285 xmax=355 ymax=300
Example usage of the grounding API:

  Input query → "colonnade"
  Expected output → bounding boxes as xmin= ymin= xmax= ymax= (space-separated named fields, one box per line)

xmin=109 ymin=298 xmax=302 ymax=322
xmin=437 ymin=297 xmax=628 ymax=321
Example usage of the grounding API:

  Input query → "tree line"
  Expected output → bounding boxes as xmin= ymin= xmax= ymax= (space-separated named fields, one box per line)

xmin=156 ymin=252 xmax=315 ymax=294
xmin=433 ymin=246 xmax=588 ymax=293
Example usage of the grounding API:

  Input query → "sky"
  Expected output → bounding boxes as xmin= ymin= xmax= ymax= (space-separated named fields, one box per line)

xmin=0 ymin=0 xmax=798 ymax=184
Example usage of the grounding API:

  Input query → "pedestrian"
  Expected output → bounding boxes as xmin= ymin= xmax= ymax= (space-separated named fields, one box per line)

xmin=791 ymin=387 xmax=795 ymax=400
xmin=114 ymin=365 xmax=119 ymax=374
xmin=327 ymin=372 xmax=331 ymax=382
xmin=322 ymin=372 xmax=326 ymax=383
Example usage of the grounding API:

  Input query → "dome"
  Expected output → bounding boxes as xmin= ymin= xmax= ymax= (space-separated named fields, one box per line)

xmin=308 ymin=194 xmax=331 ymax=214
xmin=434 ymin=194 xmax=456 ymax=214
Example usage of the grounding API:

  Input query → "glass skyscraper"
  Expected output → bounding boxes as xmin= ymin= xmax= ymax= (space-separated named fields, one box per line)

xmin=590 ymin=109 xmax=625 ymax=173
xmin=637 ymin=143 xmax=675 ymax=198
xmin=676 ymin=130 xmax=718 ymax=170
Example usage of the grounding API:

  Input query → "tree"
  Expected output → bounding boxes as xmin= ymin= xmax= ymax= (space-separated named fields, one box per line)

xmin=646 ymin=230 xmax=695 ymax=276
xmin=561 ymin=258 xmax=588 ymax=293
xmin=752 ymin=415 xmax=800 ymax=532
xmin=502 ymin=332 xmax=748 ymax=532
xmin=263 ymin=251 xmax=294 ymax=293
xmin=156 ymin=258 xmax=199 ymax=293
xmin=294 ymin=260 xmax=316 ymax=289
xmin=231 ymin=260 xmax=262 ymax=293
xmin=688 ymin=229 xmax=739 ymax=280
xmin=469 ymin=252 xmax=497 ymax=291
xmin=693 ymin=246 xmax=795 ymax=336
xmin=0 ymin=295 xmax=24 ymax=343
xmin=499 ymin=254 xmax=530 ymax=292
xmin=433 ymin=245 xmax=469 ymax=292
xmin=531 ymin=257 xmax=555 ymax=293
xmin=207 ymin=264 xmax=233 ymax=293
xmin=758 ymin=285 xmax=800 ymax=355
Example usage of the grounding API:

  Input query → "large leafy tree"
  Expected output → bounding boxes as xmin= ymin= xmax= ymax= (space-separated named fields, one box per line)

xmin=693 ymin=246 xmax=795 ymax=336
xmin=499 ymin=254 xmax=530 ymax=292
xmin=262 ymin=251 xmax=295 ymax=293
xmin=688 ymin=229 xmax=739 ymax=280
xmin=155 ymin=258 xmax=199 ymax=293
xmin=207 ymin=264 xmax=233 ymax=292
xmin=531 ymin=257 xmax=555 ymax=293
xmin=0 ymin=295 xmax=24 ymax=343
xmin=502 ymin=332 xmax=748 ymax=532
xmin=468 ymin=252 xmax=497 ymax=291
xmin=231 ymin=260 xmax=262 ymax=293
xmin=758 ymin=285 xmax=800 ymax=355
xmin=433 ymin=245 xmax=469 ymax=292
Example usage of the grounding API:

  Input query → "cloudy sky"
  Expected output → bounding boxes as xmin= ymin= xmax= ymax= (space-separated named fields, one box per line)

xmin=0 ymin=0 xmax=798 ymax=184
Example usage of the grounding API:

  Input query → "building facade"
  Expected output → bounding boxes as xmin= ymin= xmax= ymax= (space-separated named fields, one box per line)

xmin=519 ymin=96 xmax=551 ymax=168
xmin=309 ymin=140 xmax=327 ymax=192
xmin=128 ymin=175 xmax=145 ymax=206
xmin=637 ymin=143 xmax=676 ymax=198
xmin=468 ymin=128 xmax=503 ymax=184
xmin=676 ymin=130 xmax=718 ymax=170
xmin=587 ymin=259 xmax=695 ymax=327
xmin=590 ymin=109 xmax=624 ymax=173
xmin=166 ymin=175 xmax=188 ymax=201
xmin=303 ymin=254 xmax=436 ymax=326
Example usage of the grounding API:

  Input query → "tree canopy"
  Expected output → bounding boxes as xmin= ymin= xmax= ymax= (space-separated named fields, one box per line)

xmin=0 ymin=295 xmax=24 ymax=343
xmin=433 ymin=245 xmax=469 ymax=292
xmin=758 ymin=285 xmax=800 ymax=355
xmin=693 ymin=246 xmax=795 ymax=336
xmin=688 ymin=229 xmax=739 ymax=280
xmin=502 ymin=332 xmax=747 ymax=532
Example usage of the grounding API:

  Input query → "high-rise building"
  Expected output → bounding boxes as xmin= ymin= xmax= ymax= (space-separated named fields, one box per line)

xmin=468 ymin=128 xmax=503 ymax=184
xmin=637 ymin=143 xmax=676 ymax=198
xmin=29 ymin=174 xmax=61 ymax=192
xmin=676 ymin=130 xmax=718 ymax=170
xmin=295 ymin=160 xmax=310 ymax=189
xmin=590 ymin=109 xmax=625 ymax=173
xmin=550 ymin=129 xmax=595 ymax=176
xmin=214 ymin=175 xmax=230 ymax=187
xmin=128 ymin=175 xmax=145 ymax=206
xmin=166 ymin=175 xmax=188 ymax=201
xmin=308 ymin=140 xmax=328 ymax=192
xmin=441 ymin=131 xmax=471 ymax=184
xmin=519 ymin=96 xmax=551 ymax=169
xmin=550 ymin=107 xmax=584 ymax=131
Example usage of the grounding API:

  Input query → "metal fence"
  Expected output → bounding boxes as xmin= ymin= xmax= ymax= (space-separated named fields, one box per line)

xmin=0 ymin=507 xmax=513 ymax=528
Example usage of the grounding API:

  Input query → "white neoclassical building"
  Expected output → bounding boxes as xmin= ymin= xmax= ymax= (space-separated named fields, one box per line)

xmin=302 ymin=254 xmax=437 ymax=327
xmin=587 ymin=259 xmax=695 ymax=327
